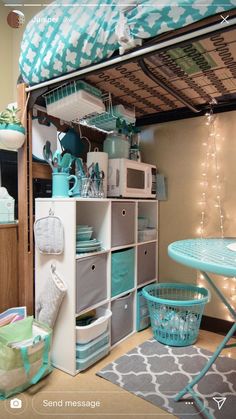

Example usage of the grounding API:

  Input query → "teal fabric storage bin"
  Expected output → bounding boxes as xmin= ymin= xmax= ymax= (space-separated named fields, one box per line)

xmin=76 ymin=343 xmax=110 ymax=371
xmin=76 ymin=331 xmax=109 ymax=360
xmin=136 ymin=289 xmax=151 ymax=332
xmin=111 ymin=248 xmax=135 ymax=297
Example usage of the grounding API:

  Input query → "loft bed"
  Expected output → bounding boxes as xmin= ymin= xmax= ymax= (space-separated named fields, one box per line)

xmin=16 ymin=3 xmax=236 ymax=312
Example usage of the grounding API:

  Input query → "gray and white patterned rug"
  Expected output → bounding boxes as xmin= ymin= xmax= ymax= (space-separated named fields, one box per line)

xmin=97 ymin=339 xmax=236 ymax=418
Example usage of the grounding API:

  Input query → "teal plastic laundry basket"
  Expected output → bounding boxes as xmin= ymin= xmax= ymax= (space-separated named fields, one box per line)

xmin=142 ymin=283 xmax=210 ymax=347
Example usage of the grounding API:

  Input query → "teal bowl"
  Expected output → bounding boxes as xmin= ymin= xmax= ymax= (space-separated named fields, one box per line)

xmin=76 ymin=230 xmax=93 ymax=241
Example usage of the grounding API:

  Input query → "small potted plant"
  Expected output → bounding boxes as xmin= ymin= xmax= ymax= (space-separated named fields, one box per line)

xmin=0 ymin=106 xmax=26 ymax=151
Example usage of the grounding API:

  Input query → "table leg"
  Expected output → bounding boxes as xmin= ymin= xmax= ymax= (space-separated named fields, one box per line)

xmin=175 ymin=320 xmax=236 ymax=397
xmin=175 ymin=271 xmax=236 ymax=418
xmin=201 ymin=271 xmax=236 ymax=321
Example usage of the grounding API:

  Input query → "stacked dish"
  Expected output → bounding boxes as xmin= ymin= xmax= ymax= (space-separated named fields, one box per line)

xmin=76 ymin=225 xmax=101 ymax=253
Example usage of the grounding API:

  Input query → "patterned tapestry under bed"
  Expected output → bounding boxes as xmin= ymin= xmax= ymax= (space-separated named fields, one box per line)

xmin=19 ymin=0 xmax=236 ymax=85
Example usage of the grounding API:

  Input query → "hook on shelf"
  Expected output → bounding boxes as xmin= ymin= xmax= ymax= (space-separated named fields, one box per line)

xmin=51 ymin=263 xmax=56 ymax=273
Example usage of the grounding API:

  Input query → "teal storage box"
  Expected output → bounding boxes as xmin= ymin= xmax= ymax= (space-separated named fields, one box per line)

xmin=136 ymin=290 xmax=151 ymax=332
xmin=76 ymin=343 xmax=110 ymax=371
xmin=76 ymin=331 xmax=109 ymax=360
xmin=111 ymin=248 xmax=135 ymax=297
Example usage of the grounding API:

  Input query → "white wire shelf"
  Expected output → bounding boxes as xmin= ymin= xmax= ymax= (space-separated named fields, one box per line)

xmin=44 ymin=81 xmax=135 ymax=134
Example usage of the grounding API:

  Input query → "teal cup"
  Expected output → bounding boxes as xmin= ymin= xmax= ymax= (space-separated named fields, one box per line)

xmin=52 ymin=173 xmax=78 ymax=198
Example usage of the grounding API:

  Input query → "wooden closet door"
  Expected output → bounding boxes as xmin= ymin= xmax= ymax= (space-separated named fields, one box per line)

xmin=0 ymin=224 xmax=18 ymax=311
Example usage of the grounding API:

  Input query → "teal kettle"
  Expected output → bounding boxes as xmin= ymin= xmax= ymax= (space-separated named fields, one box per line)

xmin=60 ymin=128 xmax=84 ymax=157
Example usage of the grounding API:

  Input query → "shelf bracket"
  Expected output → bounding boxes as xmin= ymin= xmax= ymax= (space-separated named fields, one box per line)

xmin=138 ymin=59 xmax=200 ymax=114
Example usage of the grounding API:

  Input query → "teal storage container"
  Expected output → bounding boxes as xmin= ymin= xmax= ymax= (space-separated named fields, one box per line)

xmin=103 ymin=134 xmax=130 ymax=159
xmin=76 ymin=343 xmax=110 ymax=371
xmin=136 ymin=290 xmax=151 ymax=332
xmin=111 ymin=248 xmax=135 ymax=297
xmin=142 ymin=283 xmax=209 ymax=347
xmin=76 ymin=331 xmax=109 ymax=360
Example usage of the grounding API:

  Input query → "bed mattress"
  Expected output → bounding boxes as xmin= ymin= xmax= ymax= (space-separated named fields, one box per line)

xmin=19 ymin=0 xmax=236 ymax=86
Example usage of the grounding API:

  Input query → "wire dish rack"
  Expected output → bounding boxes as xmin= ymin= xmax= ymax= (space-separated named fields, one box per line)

xmin=78 ymin=94 xmax=136 ymax=133
xmin=81 ymin=111 xmax=119 ymax=133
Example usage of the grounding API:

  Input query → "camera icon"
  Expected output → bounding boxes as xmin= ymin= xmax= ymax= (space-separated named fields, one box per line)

xmin=10 ymin=398 xmax=22 ymax=409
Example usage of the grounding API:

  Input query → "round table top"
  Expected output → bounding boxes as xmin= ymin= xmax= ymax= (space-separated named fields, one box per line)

xmin=168 ymin=238 xmax=236 ymax=277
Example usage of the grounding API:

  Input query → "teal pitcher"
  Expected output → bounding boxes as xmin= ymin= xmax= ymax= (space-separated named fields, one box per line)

xmin=52 ymin=173 xmax=78 ymax=198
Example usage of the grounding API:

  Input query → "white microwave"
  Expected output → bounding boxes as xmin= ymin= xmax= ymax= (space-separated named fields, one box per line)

xmin=107 ymin=159 xmax=157 ymax=198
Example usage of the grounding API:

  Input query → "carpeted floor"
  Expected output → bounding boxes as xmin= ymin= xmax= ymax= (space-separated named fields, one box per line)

xmin=97 ymin=338 xmax=236 ymax=419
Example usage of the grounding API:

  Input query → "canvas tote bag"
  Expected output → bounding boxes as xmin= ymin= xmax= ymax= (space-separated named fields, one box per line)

xmin=0 ymin=318 xmax=52 ymax=399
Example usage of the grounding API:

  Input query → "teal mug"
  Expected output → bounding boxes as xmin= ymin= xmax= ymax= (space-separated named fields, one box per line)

xmin=68 ymin=176 xmax=82 ymax=197
xmin=52 ymin=173 xmax=78 ymax=198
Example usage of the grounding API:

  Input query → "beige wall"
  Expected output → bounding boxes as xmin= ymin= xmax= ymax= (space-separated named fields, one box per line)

xmin=141 ymin=111 xmax=236 ymax=321
xmin=0 ymin=4 xmax=13 ymax=109
xmin=0 ymin=3 xmax=42 ymax=109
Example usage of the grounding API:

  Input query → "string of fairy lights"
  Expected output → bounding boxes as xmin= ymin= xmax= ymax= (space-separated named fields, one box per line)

xmin=197 ymin=106 xmax=235 ymax=321
xmin=197 ymin=107 xmax=224 ymax=238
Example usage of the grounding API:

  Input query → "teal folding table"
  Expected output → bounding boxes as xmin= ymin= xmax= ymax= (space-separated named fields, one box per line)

xmin=168 ymin=238 xmax=236 ymax=419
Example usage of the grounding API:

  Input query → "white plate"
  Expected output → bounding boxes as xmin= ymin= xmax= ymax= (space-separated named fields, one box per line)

xmin=32 ymin=118 xmax=58 ymax=161
xmin=227 ymin=242 xmax=236 ymax=252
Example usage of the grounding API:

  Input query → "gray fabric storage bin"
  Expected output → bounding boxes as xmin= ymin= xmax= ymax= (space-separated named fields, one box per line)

xmin=137 ymin=242 xmax=156 ymax=286
xmin=76 ymin=254 xmax=107 ymax=313
xmin=111 ymin=202 xmax=135 ymax=247
xmin=111 ymin=293 xmax=133 ymax=345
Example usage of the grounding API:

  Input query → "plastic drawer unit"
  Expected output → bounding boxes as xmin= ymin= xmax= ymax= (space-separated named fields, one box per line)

xmin=111 ymin=293 xmax=133 ymax=345
xmin=111 ymin=202 xmax=135 ymax=247
xmin=136 ymin=290 xmax=151 ymax=331
xmin=76 ymin=343 xmax=110 ymax=371
xmin=76 ymin=308 xmax=112 ymax=344
xmin=76 ymin=254 xmax=107 ymax=313
xmin=111 ymin=248 xmax=135 ymax=297
xmin=137 ymin=242 xmax=156 ymax=286
xmin=76 ymin=331 xmax=109 ymax=359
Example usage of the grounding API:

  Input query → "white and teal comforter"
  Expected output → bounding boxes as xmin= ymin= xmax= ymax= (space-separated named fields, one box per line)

xmin=19 ymin=0 xmax=236 ymax=85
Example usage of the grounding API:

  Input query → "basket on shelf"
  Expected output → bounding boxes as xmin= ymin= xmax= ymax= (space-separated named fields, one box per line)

xmin=142 ymin=283 xmax=210 ymax=347
xmin=43 ymin=80 xmax=105 ymax=122
xmin=81 ymin=99 xmax=136 ymax=133
xmin=82 ymin=111 xmax=119 ymax=132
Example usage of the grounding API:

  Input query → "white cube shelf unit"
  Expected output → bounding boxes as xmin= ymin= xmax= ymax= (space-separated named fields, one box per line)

xmin=35 ymin=198 xmax=158 ymax=375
